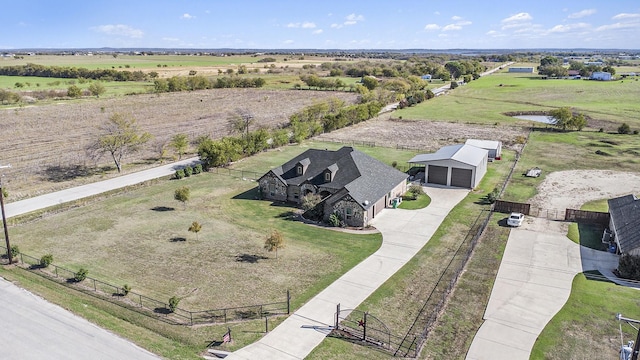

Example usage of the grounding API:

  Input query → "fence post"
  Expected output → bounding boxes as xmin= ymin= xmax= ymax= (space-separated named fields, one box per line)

xmin=363 ymin=312 xmax=367 ymax=341
xmin=190 ymin=311 xmax=193 ymax=326
xmin=335 ymin=303 xmax=340 ymax=329
xmin=93 ymin=279 xmax=97 ymax=291
xmin=287 ymin=289 xmax=290 ymax=314
xmin=224 ymin=309 xmax=227 ymax=323
xmin=139 ymin=294 xmax=142 ymax=307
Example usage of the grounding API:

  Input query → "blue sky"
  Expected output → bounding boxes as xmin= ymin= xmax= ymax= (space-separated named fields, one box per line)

xmin=2 ymin=0 xmax=640 ymax=49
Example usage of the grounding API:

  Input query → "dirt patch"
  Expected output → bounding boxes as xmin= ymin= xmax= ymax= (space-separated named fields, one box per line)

xmin=315 ymin=114 xmax=528 ymax=152
xmin=529 ymin=170 xmax=640 ymax=210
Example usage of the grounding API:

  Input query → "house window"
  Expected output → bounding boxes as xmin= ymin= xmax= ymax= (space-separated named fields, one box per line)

xmin=297 ymin=166 xmax=303 ymax=175
xmin=269 ymin=184 xmax=275 ymax=196
xmin=293 ymin=190 xmax=299 ymax=199
xmin=325 ymin=172 xmax=331 ymax=182
xmin=345 ymin=207 xmax=353 ymax=220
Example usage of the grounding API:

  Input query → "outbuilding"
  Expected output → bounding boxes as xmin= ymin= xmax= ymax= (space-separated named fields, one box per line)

xmin=465 ymin=139 xmax=502 ymax=160
xmin=591 ymin=71 xmax=612 ymax=81
xmin=408 ymin=144 xmax=488 ymax=189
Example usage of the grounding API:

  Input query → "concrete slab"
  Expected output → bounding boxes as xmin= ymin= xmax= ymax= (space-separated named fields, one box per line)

xmin=467 ymin=218 xmax=620 ymax=360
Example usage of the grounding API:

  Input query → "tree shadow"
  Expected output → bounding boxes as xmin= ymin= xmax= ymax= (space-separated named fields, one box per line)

xmin=276 ymin=210 xmax=298 ymax=220
xmin=496 ymin=217 xmax=510 ymax=227
xmin=40 ymin=164 xmax=103 ymax=182
xmin=154 ymin=307 xmax=172 ymax=315
xmin=151 ymin=206 xmax=175 ymax=212
xmin=170 ymin=237 xmax=187 ymax=242
xmin=235 ymin=254 xmax=269 ymax=263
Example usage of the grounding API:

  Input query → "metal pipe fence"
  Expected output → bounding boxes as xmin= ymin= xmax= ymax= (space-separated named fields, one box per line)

xmin=0 ymin=246 xmax=290 ymax=326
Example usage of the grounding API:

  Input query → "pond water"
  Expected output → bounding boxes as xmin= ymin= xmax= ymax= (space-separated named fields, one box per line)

xmin=513 ymin=115 xmax=555 ymax=124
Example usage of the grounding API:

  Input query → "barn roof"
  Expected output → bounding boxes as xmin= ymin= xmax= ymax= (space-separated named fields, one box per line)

xmin=408 ymin=144 xmax=488 ymax=167
xmin=608 ymin=194 xmax=640 ymax=254
xmin=465 ymin=139 xmax=501 ymax=150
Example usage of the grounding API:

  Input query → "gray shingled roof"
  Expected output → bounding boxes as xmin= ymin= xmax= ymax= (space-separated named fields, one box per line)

xmin=608 ymin=194 xmax=640 ymax=253
xmin=268 ymin=146 xmax=408 ymax=210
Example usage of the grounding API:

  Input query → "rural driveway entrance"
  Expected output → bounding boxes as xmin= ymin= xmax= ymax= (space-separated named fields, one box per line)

xmin=466 ymin=218 xmax=618 ymax=360
xmin=226 ymin=185 xmax=469 ymax=360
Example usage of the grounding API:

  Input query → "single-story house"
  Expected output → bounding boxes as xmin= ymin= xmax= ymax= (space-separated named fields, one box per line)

xmin=258 ymin=146 xmax=408 ymax=227
xmin=508 ymin=67 xmax=534 ymax=73
xmin=591 ymin=71 xmax=612 ymax=81
xmin=408 ymin=144 xmax=488 ymax=189
xmin=607 ymin=194 xmax=640 ymax=255
xmin=465 ymin=139 xmax=502 ymax=160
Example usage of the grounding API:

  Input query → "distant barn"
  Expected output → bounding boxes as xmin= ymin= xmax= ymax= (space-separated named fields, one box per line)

xmin=508 ymin=67 xmax=534 ymax=73
xmin=591 ymin=72 xmax=612 ymax=81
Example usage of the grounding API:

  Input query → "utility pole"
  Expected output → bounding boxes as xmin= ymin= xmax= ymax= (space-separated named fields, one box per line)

xmin=617 ymin=313 xmax=640 ymax=360
xmin=0 ymin=164 xmax=11 ymax=264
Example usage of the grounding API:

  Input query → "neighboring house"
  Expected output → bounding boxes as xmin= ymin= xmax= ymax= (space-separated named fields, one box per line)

xmin=508 ymin=67 xmax=534 ymax=73
xmin=465 ymin=139 xmax=502 ymax=160
xmin=607 ymin=194 xmax=640 ymax=255
xmin=258 ymin=146 xmax=408 ymax=227
xmin=408 ymin=144 xmax=488 ymax=189
xmin=591 ymin=71 xmax=612 ymax=81
xmin=421 ymin=74 xmax=432 ymax=80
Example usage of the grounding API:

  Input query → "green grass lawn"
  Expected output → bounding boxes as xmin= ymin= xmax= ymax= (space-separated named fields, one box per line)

xmin=531 ymin=273 xmax=640 ymax=360
xmin=398 ymin=193 xmax=431 ymax=210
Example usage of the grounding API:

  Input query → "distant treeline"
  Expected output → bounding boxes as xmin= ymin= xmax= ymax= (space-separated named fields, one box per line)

xmin=0 ymin=63 xmax=148 ymax=81
xmin=152 ymin=76 xmax=265 ymax=93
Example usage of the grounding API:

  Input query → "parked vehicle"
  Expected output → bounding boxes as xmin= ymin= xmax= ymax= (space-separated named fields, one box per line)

xmin=507 ymin=212 xmax=525 ymax=227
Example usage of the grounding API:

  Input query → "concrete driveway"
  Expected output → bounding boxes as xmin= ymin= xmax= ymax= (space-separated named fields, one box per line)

xmin=467 ymin=218 xmax=618 ymax=360
xmin=226 ymin=185 xmax=469 ymax=360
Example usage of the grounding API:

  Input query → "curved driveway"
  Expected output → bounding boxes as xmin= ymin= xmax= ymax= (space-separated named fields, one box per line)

xmin=227 ymin=185 xmax=469 ymax=360
xmin=467 ymin=218 xmax=618 ymax=360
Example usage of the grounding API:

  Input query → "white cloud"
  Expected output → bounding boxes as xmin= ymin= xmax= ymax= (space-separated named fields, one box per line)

xmin=451 ymin=15 xmax=463 ymax=21
xmin=331 ymin=23 xmax=340 ymax=29
xmin=502 ymin=12 xmax=532 ymax=23
xmin=181 ymin=13 xmax=195 ymax=20
xmin=612 ymin=13 xmax=640 ymax=20
xmin=442 ymin=24 xmax=462 ymax=31
xmin=312 ymin=29 xmax=323 ymax=34
xmin=283 ymin=39 xmax=294 ymax=44
xmin=91 ymin=24 xmax=143 ymax=38
xmin=302 ymin=22 xmax=316 ymax=29
xmin=548 ymin=22 xmax=590 ymax=33
xmin=287 ymin=22 xmax=300 ymax=28
xmin=434 ymin=11 xmax=440 ymax=16
xmin=424 ymin=24 xmax=441 ymax=31
xmin=596 ymin=22 xmax=640 ymax=31
xmin=344 ymin=13 xmax=364 ymax=26
xmin=568 ymin=9 xmax=596 ymax=19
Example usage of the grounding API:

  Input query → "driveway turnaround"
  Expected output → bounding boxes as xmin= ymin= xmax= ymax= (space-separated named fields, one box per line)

xmin=0 ymin=277 xmax=160 ymax=360
xmin=5 ymin=157 xmax=200 ymax=218
xmin=466 ymin=219 xmax=618 ymax=360
xmin=227 ymin=186 xmax=469 ymax=360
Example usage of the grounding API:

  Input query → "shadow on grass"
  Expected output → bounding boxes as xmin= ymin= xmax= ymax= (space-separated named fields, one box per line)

xmin=232 ymin=187 xmax=260 ymax=200
xmin=154 ymin=307 xmax=172 ymax=315
xmin=151 ymin=206 xmax=175 ymax=212
xmin=577 ymin=223 xmax=607 ymax=251
xmin=170 ymin=237 xmax=187 ymax=242
xmin=496 ymin=217 xmax=510 ymax=227
xmin=235 ymin=254 xmax=269 ymax=263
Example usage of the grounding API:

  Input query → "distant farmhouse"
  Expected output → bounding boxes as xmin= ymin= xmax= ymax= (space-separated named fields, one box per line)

xmin=508 ymin=67 xmax=534 ymax=73
xmin=258 ymin=147 xmax=408 ymax=227
xmin=591 ymin=71 xmax=612 ymax=81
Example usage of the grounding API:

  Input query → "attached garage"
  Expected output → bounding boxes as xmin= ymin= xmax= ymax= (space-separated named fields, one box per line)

xmin=428 ymin=165 xmax=448 ymax=185
xmin=408 ymin=144 xmax=488 ymax=189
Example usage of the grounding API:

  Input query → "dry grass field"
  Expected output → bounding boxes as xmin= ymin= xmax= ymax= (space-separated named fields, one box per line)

xmin=1 ymin=89 xmax=357 ymax=200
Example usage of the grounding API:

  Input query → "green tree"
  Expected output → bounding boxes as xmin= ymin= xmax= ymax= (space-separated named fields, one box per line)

xmin=67 ymin=85 xmax=82 ymax=98
xmin=548 ymin=107 xmax=573 ymax=130
xmin=170 ymin=133 xmax=189 ymax=160
xmin=197 ymin=137 xmax=243 ymax=168
xmin=88 ymin=82 xmax=106 ymax=98
xmin=618 ymin=123 xmax=631 ymax=134
xmin=74 ymin=268 xmax=88 ymax=282
xmin=91 ymin=113 xmax=152 ymax=172
xmin=602 ymin=65 xmax=616 ymax=76
xmin=264 ymin=230 xmax=286 ymax=259
xmin=174 ymin=186 xmax=190 ymax=209
xmin=168 ymin=296 xmax=180 ymax=313
xmin=188 ymin=221 xmax=202 ymax=240
xmin=40 ymin=254 xmax=53 ymax=268
xmin=361 ymin=76 xmax=378 ymax=91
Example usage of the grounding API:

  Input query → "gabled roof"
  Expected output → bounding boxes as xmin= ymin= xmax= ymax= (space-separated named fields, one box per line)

xmin=408 ymin=144 xmax=488 ymax=167
xmin=465 ymin=139 xmax=501 ymax=150
xmin=608 ymin=194 xmax=640 ymax=253
xmin=265 ymin=146 xmax=407 ymax=210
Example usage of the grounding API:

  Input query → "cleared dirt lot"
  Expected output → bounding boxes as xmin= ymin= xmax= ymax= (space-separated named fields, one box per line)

xmin=315 ymin=114 xmax=528 ymax=152
xmin=1 ymin=89 xmax=357 ymax=199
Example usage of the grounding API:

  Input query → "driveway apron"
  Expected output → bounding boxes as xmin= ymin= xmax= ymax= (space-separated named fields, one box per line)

xmin=467 ymin=221 xmax=618 ymax=360
xmin=227 ymin=186 xmax=469 ymax=360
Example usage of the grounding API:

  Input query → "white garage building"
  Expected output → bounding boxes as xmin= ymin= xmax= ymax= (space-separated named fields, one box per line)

xmin=409 ymin=144 xmax=488 ymax=189
xmin=465 ymin=139 xmax=502 ymax=159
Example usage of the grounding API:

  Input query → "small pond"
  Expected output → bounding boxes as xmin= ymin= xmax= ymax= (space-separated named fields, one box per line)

xmin=512 ymin=115 xmax=555 ymax=124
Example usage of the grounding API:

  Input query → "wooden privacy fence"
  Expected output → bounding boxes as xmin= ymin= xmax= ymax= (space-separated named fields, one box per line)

xmin=493 ymin=200 xmax=531 ymax=215
xmin=564 ymin=209 xmax=610 ymax=224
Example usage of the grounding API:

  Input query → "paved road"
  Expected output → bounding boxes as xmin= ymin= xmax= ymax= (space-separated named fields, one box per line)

xmin=5 ymin=157 xmax=200 ymax=218
xmin=0 ymin=277 xmax=160 ymax=360
xmin=466 ymin=218 xmax=618 ymax=360
xmin=227 ymin=185 xmax=469 ymax=360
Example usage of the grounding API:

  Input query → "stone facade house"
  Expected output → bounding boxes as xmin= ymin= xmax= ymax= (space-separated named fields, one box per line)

xmin=258 ymin=146 xmax=408 ymax=227
xmin=607 ymin=194 xmax=640 ymax=255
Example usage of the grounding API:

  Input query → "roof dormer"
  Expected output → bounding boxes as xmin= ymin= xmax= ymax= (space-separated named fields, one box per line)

xmin=296 ymin=158 xmax=310 ymax=176
xmin=324 ymin=163 xmax=339 ymax=183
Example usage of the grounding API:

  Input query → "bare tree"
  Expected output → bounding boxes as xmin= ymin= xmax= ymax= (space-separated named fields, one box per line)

xmin=90 ymin=113 xmax=152 ymax=172
xmin=227 ymin=108 xmax=255 ymax=138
